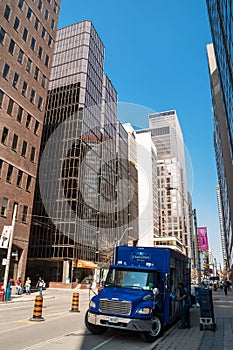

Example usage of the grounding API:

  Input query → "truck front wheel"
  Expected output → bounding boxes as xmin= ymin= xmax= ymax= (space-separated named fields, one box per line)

xmin=85 ymin=311 xmax=108 ymax=335
xmin=140 ymin=314 xmax=164 ymax=343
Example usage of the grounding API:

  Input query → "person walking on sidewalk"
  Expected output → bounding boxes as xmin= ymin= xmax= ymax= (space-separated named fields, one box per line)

xmin=36 ymin=277 xmax=44 ymax=296
xmin=25 ymin=277 xmax=31 ymax=295
xmin=223 ymin=280 xmax=229 ymax=296
xmin=15 ymin=277 xmax=22 ymax=295
xmin=176 ymin=282 xmax=190 ymax=329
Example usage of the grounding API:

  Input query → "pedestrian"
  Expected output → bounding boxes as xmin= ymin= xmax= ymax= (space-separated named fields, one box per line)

xmin=36 ymin=277 xmax=44 ymax=296
xmin=25 ymin=277 xmax=31 ymax=295
xmin=15 ymin=277 xmax=22 ymax=295
xmin=223 ymin=280 xmax=228 ymax=296
xmin=176 ymin=282 xmax=190 ymax=329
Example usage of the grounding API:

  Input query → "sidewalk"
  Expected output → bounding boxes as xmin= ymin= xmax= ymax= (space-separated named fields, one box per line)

xmin=152 ymin=288 xmax=233 ymax=350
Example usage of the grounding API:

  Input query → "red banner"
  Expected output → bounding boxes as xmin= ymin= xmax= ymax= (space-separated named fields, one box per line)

xmin=197 ymin=227 xmax=209 ymax=251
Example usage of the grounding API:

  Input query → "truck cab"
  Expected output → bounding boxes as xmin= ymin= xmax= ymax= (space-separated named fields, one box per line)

xmin=85 ymin=246 xmax=190 ymax=343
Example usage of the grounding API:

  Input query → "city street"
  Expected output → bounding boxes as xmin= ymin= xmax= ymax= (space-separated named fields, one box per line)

xmin=0 ymin=287 xmax=232 ymax=350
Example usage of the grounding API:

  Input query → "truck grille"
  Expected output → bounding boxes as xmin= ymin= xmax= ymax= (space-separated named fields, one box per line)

xmin=99 ymin=299 xmax=132 ymax=315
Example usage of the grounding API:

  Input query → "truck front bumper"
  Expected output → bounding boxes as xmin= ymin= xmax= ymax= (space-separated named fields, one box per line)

xmin=87 ymin=311 xmax=152 ymax=331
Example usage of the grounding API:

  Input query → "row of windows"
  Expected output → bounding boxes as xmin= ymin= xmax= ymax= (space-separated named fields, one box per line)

xmin=0 ymin=24 xmax=50 ymax=69
xmin=1 ymin=126 xmax=36 ymax=163
xmin=1 ymin=197 xmax=28 ymax=223
xmin=2 ymin=63 xmax=44 ymax=111
xmin=0 ymin=31 xmax=48 ymax=92
xmin=0 ymin=89 xmax=40 ymax=136
xmin=0 ymin=159 xmax=33 ymax=193
xmin=3 ymin=1 xmax=56 ymax=33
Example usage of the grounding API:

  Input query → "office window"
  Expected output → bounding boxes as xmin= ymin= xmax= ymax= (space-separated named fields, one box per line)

xmin=26 ymin=113 xmax=32 ymax=128
xmin=0 ymin=90 xmax=4 ymax=108
xmin=22 ymin=205 xmax=28 ymax=223
xmin=7 ymin=99 xmax=14 ymax=115
xmin=13 ymin=17 xmax=20 ymax=31
xmin=17 ymin=49 xmax=24 ymax=64
xmin=0 ymin=27 xmax=6 ymax=44
xmin=45 ymin=55 xmax=49 ymax=67
xmin=38 ymin=46 xmax=43 ymax=59
xmin=26 ymin=58 xmax=32 ymax=72
xmin=18 ymin=0 xmax=25 ymax=10
xmin=21 ymin=141 xmax=27 ymax=157
xmin=34 ymin=17 xmax=39 ymax=30
xmin=38 ymin=96 xmax=43 ymax=111
xmin=0 ymin=159 xmax=3 ymax=178
xmin=1 ymin=127 xmax=9 ymax=145
xmin=34 ymin=66 xmax=39 ymax=80
xmin=34 ymin=120 xmax=39 ymax=135
xmin=22 ymin=81 xmax=28 ymax=96
xmin=45 ymin=9 xmax=49 ymax=20
xmin=26 ymin=8 xmax=32 ymax=20
xmin=30 ymin=37 xmax=36 ymax=51
xmin=8 ymin=39 xmax=15 ymax=55
xmin=54 ymin=2 xmax=58 ymax=13
xmin=4 ymin=5 xmax=11 ymax=21
xmin=16 ymin=170 xmax=23 ymax=187
xmin=6 ymin=164 xmax=13 ymax=183
xmin=11 ymin=134 xmax=18 ymax=151
xmin=30 ymin=146 xmax=36 ymax=162
xmin=51 ymin=18 xmax=55 ymax=30
xmin=2 ymin=63 xmax=10 ymax=79
xmin=1 ymin=198 xmax=8 ymax=217
xmin=26 ymin=175 xmax=32 ymax=191
xmin=41 ymin=27 xmax=46 ymax=39
xmin=30 ymin=89 xmax=36 ymax=104
xmin=12 ymin=72 xmax=19 ymax=88
xmin=38 ymin=0 xmax=42 ymax=11
xmin=22 ymin=28 xmax=28 ymax=42
xmin=48 ymin=36 xmax=52 ymax=47
xmin=17 ymin=106 xmax=23 ymax=122
xmin=41 ymin=74 xmax=46 ymax=88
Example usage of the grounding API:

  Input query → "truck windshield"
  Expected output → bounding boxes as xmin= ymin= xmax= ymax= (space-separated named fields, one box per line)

xmin=105 ymin=268 xmax=157 ymax=290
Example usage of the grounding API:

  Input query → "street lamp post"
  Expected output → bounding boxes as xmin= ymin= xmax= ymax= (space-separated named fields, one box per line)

xmin=114 ymin=227 xmax=133 ymax=264
xmin=165 ymin=186 xmax=201 ymax=285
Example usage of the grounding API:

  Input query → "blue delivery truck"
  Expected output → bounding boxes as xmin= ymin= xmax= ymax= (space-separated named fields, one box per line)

xmin=85 ymin=246 xmax=191 ymax=342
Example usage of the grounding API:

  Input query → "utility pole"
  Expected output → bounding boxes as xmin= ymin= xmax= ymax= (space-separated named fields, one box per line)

xmin=192 ymin=209 xmax=201 ymax=285
xmin=3 ymin=204 xmax=17 ymax=291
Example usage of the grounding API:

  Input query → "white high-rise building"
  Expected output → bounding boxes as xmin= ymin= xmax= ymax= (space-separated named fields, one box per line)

xmin=149 ymin=110 xmax=192 ymax=257
xmin=135 ymin=130 xmax=159 ymax=246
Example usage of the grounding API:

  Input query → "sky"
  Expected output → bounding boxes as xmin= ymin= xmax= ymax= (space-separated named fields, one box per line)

xmin=57 ymin=0 xmax=223 ymax=265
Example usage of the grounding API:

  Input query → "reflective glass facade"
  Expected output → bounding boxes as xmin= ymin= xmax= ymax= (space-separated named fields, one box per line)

xmin=206 ymin=1 xmax=233 ymax=274
xmin=28 ymin=22 xmax=137 ymax=282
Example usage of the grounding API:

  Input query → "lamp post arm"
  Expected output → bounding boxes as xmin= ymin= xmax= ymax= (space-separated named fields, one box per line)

xmin=113 ymin=227 xmax=133 ymax=264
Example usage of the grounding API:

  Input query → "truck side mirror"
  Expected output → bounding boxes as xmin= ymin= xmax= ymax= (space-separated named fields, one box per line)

xmin=153 ymin=287 xmax=159 ymax=295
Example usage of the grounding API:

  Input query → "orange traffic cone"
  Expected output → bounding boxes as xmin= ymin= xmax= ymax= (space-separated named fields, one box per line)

xmin=29 ymin=295 xmax=45 ymax=321
xmin=70 ymin=292 xmax=80 ymax=312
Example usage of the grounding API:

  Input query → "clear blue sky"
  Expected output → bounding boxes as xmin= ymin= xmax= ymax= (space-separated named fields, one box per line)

xmin=58 ymin=0 xmax=223 ymax=265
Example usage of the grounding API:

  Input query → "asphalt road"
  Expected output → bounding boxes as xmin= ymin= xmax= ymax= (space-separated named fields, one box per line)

xmin=0 ymin=288 xmax=155 ymax=350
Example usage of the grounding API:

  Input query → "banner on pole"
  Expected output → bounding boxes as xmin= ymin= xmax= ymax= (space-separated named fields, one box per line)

xmin=197 ymin=227 xmax=209 ymax=251
xmin=0 ymin=226 xmax=12 ymax=249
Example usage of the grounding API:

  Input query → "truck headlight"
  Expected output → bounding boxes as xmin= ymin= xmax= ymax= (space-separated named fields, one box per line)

xmin=89 ymin=300 xmax=96 ymax=309
xmin=136 ymin=307 xmax=152 ymax=315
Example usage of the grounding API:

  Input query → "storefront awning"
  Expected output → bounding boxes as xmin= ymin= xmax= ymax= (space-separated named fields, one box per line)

xmin=75 ymin=259 xmax=98 ymax=269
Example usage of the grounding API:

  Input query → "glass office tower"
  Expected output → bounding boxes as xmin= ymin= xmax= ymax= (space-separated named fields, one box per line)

xmin=206 ymin=1 xmax=233 ymax=277
xmin=27 ymin=21 xmax=137 ymax=283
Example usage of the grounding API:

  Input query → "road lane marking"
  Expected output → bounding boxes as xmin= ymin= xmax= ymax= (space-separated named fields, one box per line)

xmin=90 ymin=333 xmax=119 ymax=350
xmin=0 ymin=312 xmax=79 ymax=334
xmin=21 ymin=330 xmax=86 ymax=350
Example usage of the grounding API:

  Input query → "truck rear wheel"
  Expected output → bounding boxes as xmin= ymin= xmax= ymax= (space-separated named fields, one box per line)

xmin=140 ymin=314 xmax=164 ymax=343
xmin=85 ymin=311 xmax=108 ymax=335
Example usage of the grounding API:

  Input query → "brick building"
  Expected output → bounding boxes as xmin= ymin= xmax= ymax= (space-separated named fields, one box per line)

xmin=0 ymin=0 xmax=60 ymax=284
